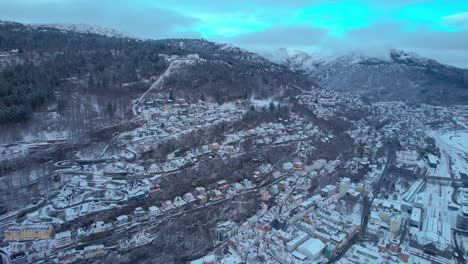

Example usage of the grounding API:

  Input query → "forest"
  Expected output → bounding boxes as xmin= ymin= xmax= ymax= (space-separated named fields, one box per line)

xmin=0 ymin=22 xmax=306 ymax=124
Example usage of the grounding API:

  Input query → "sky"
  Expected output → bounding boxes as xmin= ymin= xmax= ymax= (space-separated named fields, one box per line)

xmin=1 ymin=0 xmax=468 ymax=67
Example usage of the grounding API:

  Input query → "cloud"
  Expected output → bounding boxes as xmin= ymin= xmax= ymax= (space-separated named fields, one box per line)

xmin=341 ymin=21 xmax=468 ymax=51
xmin=0 ymin=0 xmax=201 ymax=38
xmin=0 ymin=0 xmax=467 ymax=67
xmin=442 ymin=12 xmax=468 ymax=28
xmin=228 ymin=24 xmax=327 ymax=46
xmin=327 ymin=21 xmax=468 ymax=67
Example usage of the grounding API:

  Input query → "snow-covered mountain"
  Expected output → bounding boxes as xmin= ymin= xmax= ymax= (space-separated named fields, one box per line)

xmin=262 ymin=48 xmax=468 ymax=105
xmin=32 ymin=23 xmax=133 ymax=38
xmin=0 ymin=20 xmax=134 ymax=39
xmin=259 ymin=48 xmax=330 ymax=73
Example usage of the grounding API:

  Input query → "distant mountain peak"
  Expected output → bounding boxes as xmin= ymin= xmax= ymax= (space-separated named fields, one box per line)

xmin=32 ymin=23 xmax=133 ymax=38
xmin=0 ymin=20 xmax=133 ymax=39
xmin=258 ymin=48 xmax=331 ymax=73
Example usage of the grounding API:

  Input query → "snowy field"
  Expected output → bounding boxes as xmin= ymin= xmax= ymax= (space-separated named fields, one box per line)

xmin=439 ymin=131 xmax=468 ymax=153
xmin=430 ymin=130 xmax=468 ymax=179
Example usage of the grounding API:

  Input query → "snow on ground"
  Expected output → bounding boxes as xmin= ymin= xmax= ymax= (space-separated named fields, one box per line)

xmin=431 ymin=130 xmax=468 ymax=179
xmin=416 ymin=130 xmax=465 ymax=250
xmin=440 ymin=131 xmax=468 ymax=153
xmin=250 ymin=99 xmax=279 ymax=109
xmin=134 ymin=55 xmax=201 ymax=115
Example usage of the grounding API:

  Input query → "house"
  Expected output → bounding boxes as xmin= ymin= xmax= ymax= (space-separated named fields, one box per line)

xmin=161 ymin=200 xmax=175 ymax=211
xmin=195 ymin=187 xmax=206 ymax=195
xmin=173 ymin=196 xmax=187 ymax=207
xmin=216 ymin=180 xmax=230 ymax=189
xmin=260 ymin=189 xmax=270 ymax=201
xmin=89 ymin=221 xmax=112 ymax=234
xmin=149 ymin=183 xmax=161 ymax=192
xmin=134 ymin=207 xmax=146 ymax=219
xmin=55 ymin=231 xmax=73 ymax=248
xmin=208 ymin=143 xmax=220 ymax=151
xmin=116 ymin=215 xmax=129 ymax=224
xmin=212 ymin=190 xmax=223 ymax=199
xmin=83 ymin=244 xmax=106 ymax=259
xmin=252 ymin=171 xmax=262 ymax=181
xmin=183 ymin=192 xmax=196 ymax=203
xmin=293 ymin=162 xmax=304 ymax=169
xmin=148 ymin=206 xmax=161 ymax=218
xmin=197 ymin=194 xmax=208 ymax=205
xmin=58 ymin=249 xmax=78 ymax=264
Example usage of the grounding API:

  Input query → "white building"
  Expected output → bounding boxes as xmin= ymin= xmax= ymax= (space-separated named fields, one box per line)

xmin=338 ymin=177 xmax=351 ymax=198
xmin=148 ymin=206 xmax=161 ymax=219
xmin=116 ymin=215 xmax=128 ymax=224
xmin=389 ymin=215 xmax=402 ymax=233
xmin=297 ymin=238 xmax=325 ymax=260
xmin=410 ymin=207 xmax=422 ymax=228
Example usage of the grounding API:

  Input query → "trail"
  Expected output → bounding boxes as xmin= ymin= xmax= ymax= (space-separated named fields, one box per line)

xmin=132 ymin=59 xmax=194 ymax=116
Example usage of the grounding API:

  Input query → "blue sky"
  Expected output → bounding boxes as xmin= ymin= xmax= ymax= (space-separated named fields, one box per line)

xmin=1 ymin=0 xmax=468 ymax=67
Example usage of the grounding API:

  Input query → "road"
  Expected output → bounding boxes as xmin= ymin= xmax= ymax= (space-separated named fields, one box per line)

xmin=132 ymin=58 xmax=194 ymax=116
xmin=452 ymin=230 xmax=466 ymax=264
xmin=327 ymin=140 xmax=396 ymax=263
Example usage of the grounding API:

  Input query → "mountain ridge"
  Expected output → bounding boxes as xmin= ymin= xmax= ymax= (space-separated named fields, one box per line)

xmin=261 ymin=48 xmax=468 ymax=105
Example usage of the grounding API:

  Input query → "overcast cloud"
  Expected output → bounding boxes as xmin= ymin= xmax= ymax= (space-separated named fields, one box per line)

xmin=1 ymin=0 xmax=467 ymax=67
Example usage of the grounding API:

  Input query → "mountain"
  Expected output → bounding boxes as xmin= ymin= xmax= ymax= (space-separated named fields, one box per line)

xmin=259 ymin=48 xmax=327 ymax=73
xmin=263 ymin=48 xmax=468 ymax=105
xmin=0 ymin=21 xmax=314 ymax=127
xmin=33 ymin=23 xmax=133 ymax=38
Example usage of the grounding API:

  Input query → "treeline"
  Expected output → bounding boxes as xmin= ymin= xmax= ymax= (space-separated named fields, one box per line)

xmin=0 ymin=23 xmax=185 ymax=124
xmin=0 ymin=63 xmax=56 ymax=123
xmin=0 ymin=22 xmax=312 ymax=124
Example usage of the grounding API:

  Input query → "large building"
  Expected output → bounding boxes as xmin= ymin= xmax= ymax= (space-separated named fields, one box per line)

xmin=389 ymin=215 xmax=402 ymax=233
xmin=214 ymin=221 xmax=238 ymax=242
xmin=410 ymin=207 xmax=422 ymax=228
xmin=297 ymin=237 xmax=325 ymax=260
xmin=4 ymin=225 xmax=54 ymax=241
xmin=338 ymin=178 xmax=351 ymax=198
xmin=83 ymin=244 xmax=106 ymax=259
xmin=320 ymin=185 xmax=337 ymax=198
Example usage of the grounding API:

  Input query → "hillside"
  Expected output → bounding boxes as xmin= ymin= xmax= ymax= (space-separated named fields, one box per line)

xmin=0 ymin=21 xmax=314 ymax=127
xmin=262 ymin=48 xmax=468 ymax=105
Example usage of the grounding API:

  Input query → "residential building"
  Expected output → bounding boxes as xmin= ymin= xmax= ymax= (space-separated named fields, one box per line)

xmin=55 ymin=231 xmax=73 ymax=248
xmin=4 ymin=225 xmax=54 ymax=241
xmin=410 ymin=207 xmax=422 ymax=228
xmin=148 ymin=206 xmax=161 ymax=218
xmin=215 ymin=221 xmax=238 ymax=242
xmin=84 ymin=244 xmax=106 ymax=259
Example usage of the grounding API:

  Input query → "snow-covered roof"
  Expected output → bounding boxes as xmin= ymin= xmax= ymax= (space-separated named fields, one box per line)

xmin=410 ymin=207 xmax=422 ymax=222
xmin=297 ymin=238 xmax=325 ymax=259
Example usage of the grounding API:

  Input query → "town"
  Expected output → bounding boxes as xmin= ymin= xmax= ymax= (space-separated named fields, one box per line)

xmin=0 ymin=78 xmax=467 ymax=264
